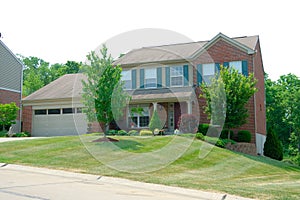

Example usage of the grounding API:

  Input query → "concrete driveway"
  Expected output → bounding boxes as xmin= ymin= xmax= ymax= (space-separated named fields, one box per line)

xmin=0 ymin=163 xmax=253 ymax=200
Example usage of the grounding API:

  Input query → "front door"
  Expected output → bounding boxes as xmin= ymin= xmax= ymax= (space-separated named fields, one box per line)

xmin=168 ymin=103 xmax=175 ymax=132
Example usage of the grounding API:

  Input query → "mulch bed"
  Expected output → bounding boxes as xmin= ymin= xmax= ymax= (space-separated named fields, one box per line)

xmin=92 ymin=137 xmax=119 ymax=142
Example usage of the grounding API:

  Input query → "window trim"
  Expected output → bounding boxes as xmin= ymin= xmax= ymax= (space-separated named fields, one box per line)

xmin=121 ymin=70 xmax=132 ymax=90
xmin=229 ymin=60 xmax=242 ymax=73
xmin=128 ymin=105 xmax=150 ymax=128
xmin=144 ymin=68 xmax=157 ymax=89
xmin=202 ymin=63 xmax=215 ymax=84
xmin=170 ymin=66 xmax=184 ymax=87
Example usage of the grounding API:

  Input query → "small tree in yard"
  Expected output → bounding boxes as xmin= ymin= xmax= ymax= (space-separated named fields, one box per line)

xmin=264 ymin=128 xmax=283 ymax=161
xmin=201 ymin=66 xmax=257 ymax=138
xmin=149 ymin=110 xmax=162 ymax=133
xmin=82 ymin=45 xmax=130 ymax=136
xmin=0 ymin=103 xmax=19 ymax=131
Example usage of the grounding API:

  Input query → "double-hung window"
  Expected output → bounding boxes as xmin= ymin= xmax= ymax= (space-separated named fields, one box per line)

xmin=121 ymin=70 xmax=132 ymax=90
xmin=145 ymin=68 xmax=157 ymax=88
xmin=129 ymin=105 xmax=150 ymax=128
xmin=202 ymin=63 xmax=215 ymax=84
xmin=170 ymin=66 xmax=183 ymax=87
xmin=229 ymin=61 xmax=242 ymax=73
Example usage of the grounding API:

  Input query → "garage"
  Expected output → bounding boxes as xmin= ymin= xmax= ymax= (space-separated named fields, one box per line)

xmin=32 ymin=107 xmax=87 ymax=137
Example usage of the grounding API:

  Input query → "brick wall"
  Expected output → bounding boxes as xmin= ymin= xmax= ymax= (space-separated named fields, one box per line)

xmin=192 ymin=38 xmax=260 ymax=143
xmin=22 ymin=106 xmax=32 ymax=133
xmin=0 ymin=89 xmax=21 ymax=119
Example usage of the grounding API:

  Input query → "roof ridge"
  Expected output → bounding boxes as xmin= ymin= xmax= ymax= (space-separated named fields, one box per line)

xmin=141 ymin=40 xmax=209 ymax=49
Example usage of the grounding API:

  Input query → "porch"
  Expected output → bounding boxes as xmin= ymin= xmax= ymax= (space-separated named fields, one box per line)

xmin=114 ymin=87 xmax=199 ymax=133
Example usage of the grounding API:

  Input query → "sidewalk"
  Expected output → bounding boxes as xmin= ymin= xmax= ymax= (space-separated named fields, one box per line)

xmin=0 ymin=163 xmax=254 ymax=200
xmin=0 ymin=137 xmax=46 ymax=143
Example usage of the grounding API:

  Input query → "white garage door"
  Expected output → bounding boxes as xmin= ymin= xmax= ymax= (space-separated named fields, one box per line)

xmin=32 ymin=108 xmax=88 ymax=137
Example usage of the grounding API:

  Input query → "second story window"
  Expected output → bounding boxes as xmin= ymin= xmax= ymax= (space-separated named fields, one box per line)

xmin=121 ymin=70 xmax=132 ymax=90
xmin=203 ymin=63 xmax=215 ymax=84
xmin=145 ymin=68 xmax=157 ymax=88
xmin=170 ymin=66 xmax=183 ymax=87
xmin=229 ymin=61 xmax=242 ymax=73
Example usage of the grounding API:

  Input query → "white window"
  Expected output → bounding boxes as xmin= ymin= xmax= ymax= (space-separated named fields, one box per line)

xmin=121 ymin=70 xmax=131 ymax=90
xmin=203 ymin=63 xmax=215 ymax=84
xmin=229 ymin=61 xmax=242 ymax=73
xmin=128 ymin=105 xmax=150 ymax=128
xmin=170 ymin=66 xmax=183 ymax=87
xmin=145 ymin=68 xmax=157 ymax=88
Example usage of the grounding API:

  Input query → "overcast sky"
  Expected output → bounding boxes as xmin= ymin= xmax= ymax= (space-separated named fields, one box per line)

xmin=1 ymin=0 xmax=299 ymax=80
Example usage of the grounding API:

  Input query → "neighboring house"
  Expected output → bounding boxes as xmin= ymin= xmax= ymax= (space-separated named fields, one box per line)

xmin=22 ymin=33 xmax=266 ymax=154
xmin=0 ymin=39 xmax=23 ymax=132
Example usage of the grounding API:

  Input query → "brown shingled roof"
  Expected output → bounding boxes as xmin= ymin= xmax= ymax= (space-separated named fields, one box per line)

xmin=114 ymin=33 xmax=258 ymax=66
xmin=23 ymin=73 xmax=86 ymax=101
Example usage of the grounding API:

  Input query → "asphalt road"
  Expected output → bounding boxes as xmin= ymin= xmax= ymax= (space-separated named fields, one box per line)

xmin=0 ymin=163 xmax=253 ymax=200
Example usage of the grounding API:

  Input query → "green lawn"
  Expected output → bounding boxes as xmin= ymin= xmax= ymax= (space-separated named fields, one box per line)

xmin=0 ymin=135 xmax=299 ymax=200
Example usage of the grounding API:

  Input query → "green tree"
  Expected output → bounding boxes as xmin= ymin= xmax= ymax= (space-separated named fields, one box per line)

xmin=201 ymin=66 xmax=257 ymax=136
xmin=149 ymin=110 xmax=162 ymax=132
xmin=0 ymin=103 xmax=19 ymax=131
xmin=19 ymin=54 xmax=81 ymax=96
xmin=82 ymin=45 xmax=130 ymax=134
xmin=264 ymin=128 xmax=283 ymax=161
xmin=265 ymin=73 xmax=300 ymax=147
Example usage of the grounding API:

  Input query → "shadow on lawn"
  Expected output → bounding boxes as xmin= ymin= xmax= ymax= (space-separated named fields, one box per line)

xmin=92 ymin=139 xmax=144 ymax=151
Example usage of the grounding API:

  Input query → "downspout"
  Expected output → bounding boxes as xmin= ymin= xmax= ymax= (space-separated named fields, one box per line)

xmin=19 ymin=62 xmax=24 ymax=132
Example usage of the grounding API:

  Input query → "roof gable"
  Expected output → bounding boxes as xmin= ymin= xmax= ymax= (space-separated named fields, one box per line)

xmin=191 ymin=33 xmax=256 ymax=58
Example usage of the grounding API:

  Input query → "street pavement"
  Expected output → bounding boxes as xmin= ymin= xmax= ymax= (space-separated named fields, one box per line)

xmin=0 ymin=163 xmax=253 ymax=200
xmin=0 ymin=138 xmax=253 ymax=200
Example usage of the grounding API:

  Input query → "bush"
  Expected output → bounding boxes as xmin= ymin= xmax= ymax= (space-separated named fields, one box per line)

xmin=220 ymin=129 xmax=234 ymax=139
xmin=264 ymin=128 xmax=283 ymax=161
xmin=14 ymin=132 xmax=30 ymax=137
xmin=178 ymin=114 xmax=198 ymax=133
xmin=237 ymin=130 xmax=251 ymax=142
xmin=128 ymin=130 xmax=139 ymax=136
xmin=198 ymin=123 xmax=209 ymax=135
xmin=149 ymin=110 xmax=162 ymax=132
xmin=139 ymin=129 xmax=153 ymax=136
xmin=106 ymin=130 xmax=117 ymax=136
xmin=0 ymin=130 xmax=7 ymax=137
xmin=195 ymin=132 xmax=204 ymax=140
xmin=117 ymin=130 xmax=127 ymax=136
xmin=204 ymin=136 xmax=226 ymax=148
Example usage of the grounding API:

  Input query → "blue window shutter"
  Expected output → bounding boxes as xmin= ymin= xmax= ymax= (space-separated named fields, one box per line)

xmin=223 ymin=62 xmax=229 ymax=68
xmin=140 ymin=69 xmax=144 ymax=88
xmin=165 ymin=67 xmax=170 ymax=87
xmin=197 ymin=64 xmax=203 ymax=86
xmin=183 ymin=65 xmax=189 ymax=86
xmin=242 ymin=60 xmax=248 ymax=76
xmin=131 ymin=69 xmax=136 ymax=89
xmin=215 ymin=63 xmax=220 ymax=73
xmin=157 ymin=67 xmax=162 ymax=88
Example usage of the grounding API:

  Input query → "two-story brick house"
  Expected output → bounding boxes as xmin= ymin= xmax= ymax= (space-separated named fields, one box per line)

xmin=0 ymin=39 xmax=23 ymax=132
xmin=22 ymin=33 xmax=266 ymax=153
xmin=114 ymin=33 xmax=266 ymax=153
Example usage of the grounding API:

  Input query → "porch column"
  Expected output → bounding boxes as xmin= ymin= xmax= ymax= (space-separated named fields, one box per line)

xmin=186 ymin=100 xmax=192 ymax=114
xmin=152 ymin=102 xmax=158 ymax=111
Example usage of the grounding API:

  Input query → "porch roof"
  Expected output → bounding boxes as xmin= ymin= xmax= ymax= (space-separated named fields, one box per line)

xmin=128 ymin=87 xmax=195 ymax=103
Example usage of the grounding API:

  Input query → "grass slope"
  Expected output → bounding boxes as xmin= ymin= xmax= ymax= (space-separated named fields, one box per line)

xmin=0 ymin=135 xmax=299 ymax=200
